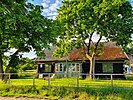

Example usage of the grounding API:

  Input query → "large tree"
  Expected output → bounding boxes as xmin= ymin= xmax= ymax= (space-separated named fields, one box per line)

xmin=53 ymin=0 xmax=133 ymax=79
xmin=0 ymin=0 xmax=57 ymax=80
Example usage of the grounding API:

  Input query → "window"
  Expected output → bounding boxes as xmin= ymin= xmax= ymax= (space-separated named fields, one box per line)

xmin=76 ymin=64 xmax=80 ymax=72
xmin=60 ymin=64 xmax=63 ymax=72
xmin=38 ymin=64 xmax=45 ymax=73
xmin=103 ymin=63 xmax=113 ymax=73
xmin=45 ymin=65 xmax=51 ymax=72
xmin=40 ymin=64 xmax=43 ymax=68
xmin=55 ymin=63 xmax=64 ymax=72
xmin=55 ymin=64 xmax=59 ymax=72
xmin=72 ymin=64 xmax=76 ymax=71
xmin=72 ymin=63 xmax=80 ymax=72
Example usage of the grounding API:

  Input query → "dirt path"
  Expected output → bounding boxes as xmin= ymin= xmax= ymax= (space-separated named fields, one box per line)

xmin=0 ymin=97 xmax=49 ymax=100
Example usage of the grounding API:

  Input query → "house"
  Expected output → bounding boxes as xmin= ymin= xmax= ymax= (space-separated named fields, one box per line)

xmin=36 ymin=42 xmax=128 ymax=79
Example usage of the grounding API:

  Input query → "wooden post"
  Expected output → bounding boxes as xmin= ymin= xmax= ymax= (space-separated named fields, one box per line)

xmin=33 ymin=75 xmax=35 ymax=86
xmin=8 ymin=73 xmax=11 ymax=84
xmin=77 ymin=73 xmax=79 ymax=87
xmin=20 ymin=69 xmax=22 ymax=76
xmin=92 ymin=57 xmax=95 ymax=80
xmin=48 ymin=73 xmax=51 ymax=87
xmin=111 ymin=74 xmax=113 ymax=87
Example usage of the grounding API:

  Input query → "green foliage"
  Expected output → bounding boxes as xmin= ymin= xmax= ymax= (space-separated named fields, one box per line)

xmin=19 ymin=58 xmax=35 ymax=71
xmin=53 ymin=39 xmax=74 ymax=58
xmin=0 ymin=1 xmax=55 ymax=54
xmin=125 ymin=43 xmax=133 ymax=54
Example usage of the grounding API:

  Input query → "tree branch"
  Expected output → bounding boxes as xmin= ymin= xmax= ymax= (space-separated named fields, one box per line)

xmin=94 ymin=35 xmax=102 ymax=55
xmin=82 ymin=42 xmax=86 ymax=54
xmin=87 ymin=33 xmax=94 ymax=54
xmin=84 ymin=41 xmax=87 ymax=48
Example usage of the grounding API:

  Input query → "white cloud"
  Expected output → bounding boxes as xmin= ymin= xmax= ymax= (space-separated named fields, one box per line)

xmin=56 ymin=0 xmax=61 ymax=4
xmin=42 ymin=2 xmax=48 ymax=8
xmin=4 ymin=48 xmax=17 ymax=56
xmin=49 ymin=0 xmax=61 ymax=12
xmin=42 ymin=0 xmax=50 ymax=3
xmin=49 ymin=3 xmax=58 ymax=11
xmin=50 ymin=12 xmax=58 ymax=15
xmin=47 ymin=12 xmax=58 ymax=19
xmin=43 ymin=9 xmax=49 ymax=13
xmin=41 ymin=0 xmax=62 ymax=19
xmin=85 ymin=32 xmax=106 ymax=43
xmin=22 ymin=52 xmax=37 ymax=59
xmin=4 ymin=48 xmax=37 ymax=59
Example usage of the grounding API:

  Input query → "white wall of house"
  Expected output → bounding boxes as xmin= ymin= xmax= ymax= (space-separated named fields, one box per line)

xmin=55 ymin=62 xmax=81 ymax=77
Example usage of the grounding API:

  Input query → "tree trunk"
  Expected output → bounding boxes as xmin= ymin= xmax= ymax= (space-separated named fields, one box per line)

xmin=92 ymin=57 xmax=95 ymax=80
xmin=3 ymin=65 xmax=10 ymax=82
xmin=0 ymin=35 xmax=4 ymax=80
xmin=89 ymin=57 xmax=93 ymax=80
xmin=86 ymin=53 xmax=95 ymax=80
xmin=3 ymin=49 xmax=19 ymax=82
xmin=0 ymin=54 xmax=4 ymax=80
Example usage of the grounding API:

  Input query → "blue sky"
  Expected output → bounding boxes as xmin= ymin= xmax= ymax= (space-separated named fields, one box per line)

xmin=128 ymin=0 xmax=133 ymax=5
xmin=28 ymin=0 xmax=62 ymax=19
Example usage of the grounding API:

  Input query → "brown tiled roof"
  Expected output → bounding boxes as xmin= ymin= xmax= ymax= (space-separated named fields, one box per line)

xmin=36 ymin=42 xmax=128 ymax=62
xmin=68 ymin=47 xmax=128 ymax=61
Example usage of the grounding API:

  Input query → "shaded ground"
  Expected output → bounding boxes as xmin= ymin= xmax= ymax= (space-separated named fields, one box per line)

xmin=0 ymin=97 xmax=49 ymax=100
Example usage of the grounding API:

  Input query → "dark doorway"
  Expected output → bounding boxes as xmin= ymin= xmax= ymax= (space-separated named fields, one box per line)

xmin=113 ymin=63 xmax=125 ymax=79
xmin=38 ymin=64 xmax=45 ymax=73
xmin=95 ymin=63 xmax=103 ymax=78
xmin=82 ymin=62 xmax=90 ymax=79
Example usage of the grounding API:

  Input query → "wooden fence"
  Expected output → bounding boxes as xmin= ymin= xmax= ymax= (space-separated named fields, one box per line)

xmin=0 ymin=73 xmax=133 ymax=88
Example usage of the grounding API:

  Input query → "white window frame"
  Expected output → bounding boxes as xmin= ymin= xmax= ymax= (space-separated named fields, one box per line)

xmin=72 ymin=63 xmax=80 ymax=72
xmin=76 ymin=64 xmax=80 ymax=72
xmin=59 ymin=64 xmax=63 ymax=72
xmin=72 ymin=63 xmax=76 ymax=72
xmin=55 ymin=63 xmax=59 ymax=72
xmin=55 ymin=63 xmax=64 ymax=72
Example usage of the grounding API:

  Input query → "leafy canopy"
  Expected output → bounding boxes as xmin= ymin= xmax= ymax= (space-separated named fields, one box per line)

xmin=0 ymin=0 xmax=57 ymax=75
xmin=0 ymin=0 xmax=56 ymax=56
xmin=53 ymin=0 xmax=133 ymax=57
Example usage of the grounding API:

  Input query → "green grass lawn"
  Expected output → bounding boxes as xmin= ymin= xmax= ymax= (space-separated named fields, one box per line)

xmin=0 ymin=76 xmax=133 ymax=100
xmin=0 ymin=74 xmax=133 ymax=100
xmin=1 ymin=76 xmax=133 ymax=88
xmin=4 ymin=71 xmax=133 ymax=88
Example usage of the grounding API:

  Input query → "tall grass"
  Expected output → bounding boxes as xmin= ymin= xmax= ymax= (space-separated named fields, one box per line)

xmin=0 ymin=85 xmax=133 ymax=100
xmin=0 ymin=74 xmax=133 ymax=99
